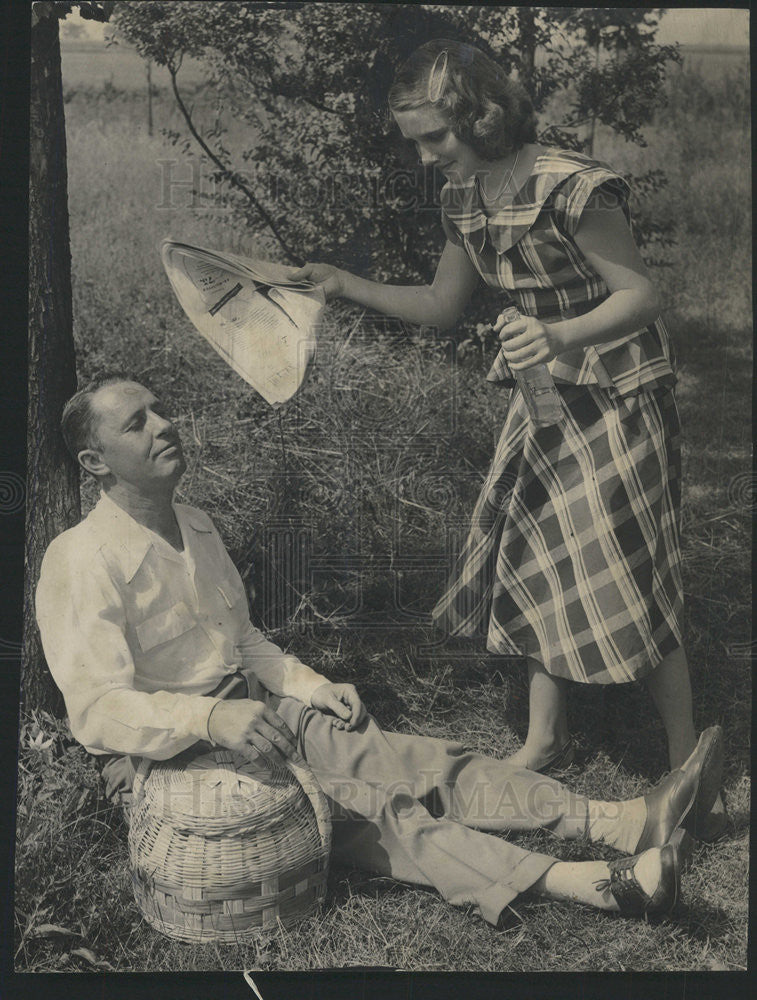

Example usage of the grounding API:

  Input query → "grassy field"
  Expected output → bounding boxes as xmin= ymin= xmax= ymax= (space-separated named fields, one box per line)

xmin=15 ymin=41 xmax=751 ymax=972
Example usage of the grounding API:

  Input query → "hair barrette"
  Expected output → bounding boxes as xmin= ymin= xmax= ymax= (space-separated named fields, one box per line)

xmin=427 ymin=49 xmax=449 ymax=103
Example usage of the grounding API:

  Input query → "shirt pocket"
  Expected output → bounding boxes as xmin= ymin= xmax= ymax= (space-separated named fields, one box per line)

xmin=135 ymin=601 xmax=196 ymax=652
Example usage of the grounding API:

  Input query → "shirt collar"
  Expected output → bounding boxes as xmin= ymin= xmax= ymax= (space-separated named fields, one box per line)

xmin=87 ymin=492 xmax=212 ymax=582
xmin=440 ymin=149 xmax=595 ymax=255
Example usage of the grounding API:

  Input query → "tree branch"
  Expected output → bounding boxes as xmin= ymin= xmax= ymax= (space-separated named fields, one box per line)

xmin=296 ymin=93 xmax=350 ymax=118
xmin=167 ymin=64 xmax=304 ymax=265
xmin=558 ymin=115 xmax=594 ymax=129
xmin=254 ymin=48 xmax=350 ymax=119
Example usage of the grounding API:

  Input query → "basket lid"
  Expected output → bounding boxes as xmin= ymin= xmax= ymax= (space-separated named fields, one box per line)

xmin=139 ymin=749 xmax=310 ymax=835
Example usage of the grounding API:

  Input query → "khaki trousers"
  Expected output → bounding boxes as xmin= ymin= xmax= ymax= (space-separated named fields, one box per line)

xmin=97 ymin=677 xmax=592 ymax=926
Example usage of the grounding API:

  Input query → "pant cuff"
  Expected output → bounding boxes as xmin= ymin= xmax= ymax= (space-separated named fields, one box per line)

xmin=477 ymin=851 xmax=558 ymax=926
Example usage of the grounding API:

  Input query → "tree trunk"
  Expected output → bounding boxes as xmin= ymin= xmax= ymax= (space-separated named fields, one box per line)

xmin=25 ymin=14 xmax=80 ymax=716
xmin=587 ymin=40 xmax=601 ymax=156
xmin=517 ymin=6 xmax=537 ymax=88
xmin=146 ymin=59 xmax=153 ymax=136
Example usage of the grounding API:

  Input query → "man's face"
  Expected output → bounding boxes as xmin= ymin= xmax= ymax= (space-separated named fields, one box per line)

xmin=85 ymin=381 xmax=186 ymax=491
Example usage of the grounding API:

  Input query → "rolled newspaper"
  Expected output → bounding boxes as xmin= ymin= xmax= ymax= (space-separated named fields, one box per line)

xmin=161 ymin=240 xmax=325 ymax=406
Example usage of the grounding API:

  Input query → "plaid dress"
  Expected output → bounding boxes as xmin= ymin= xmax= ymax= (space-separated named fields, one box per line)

xmin=432 ymin=148 xmax=684 ymax=684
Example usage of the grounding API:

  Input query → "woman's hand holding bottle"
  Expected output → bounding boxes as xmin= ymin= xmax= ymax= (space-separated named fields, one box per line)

xmin=494 ymin=309 xmax=565 ymax=369
xmin=492 ymin=304 xmax=564 ymax=426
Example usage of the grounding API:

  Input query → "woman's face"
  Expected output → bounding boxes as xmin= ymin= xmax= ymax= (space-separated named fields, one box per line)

xmin=392 ymin=105 xmax=483 ymax=181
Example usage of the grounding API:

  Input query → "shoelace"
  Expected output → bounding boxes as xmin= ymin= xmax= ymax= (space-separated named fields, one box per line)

xmin=592 ymin=858 xmax=635 ymax=894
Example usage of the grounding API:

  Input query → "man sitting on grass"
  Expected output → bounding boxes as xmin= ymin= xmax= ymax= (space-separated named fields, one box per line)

xmin=36 ymin=376 xmax=723 ymax=926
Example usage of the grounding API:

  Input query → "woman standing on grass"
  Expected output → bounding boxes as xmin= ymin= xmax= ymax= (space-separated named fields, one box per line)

xmin=292 ymin=39 xmax=723 ymax=837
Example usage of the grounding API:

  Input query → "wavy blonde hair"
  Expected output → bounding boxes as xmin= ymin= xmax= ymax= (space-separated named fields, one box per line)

xmin=388 ymin=39 xmax=537 ymax=159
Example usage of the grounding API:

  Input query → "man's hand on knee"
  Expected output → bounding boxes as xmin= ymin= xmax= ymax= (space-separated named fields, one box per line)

xmin=206 ymin=699 xmax=297 ymax=766
xmin=311 ymin=682 xmax=366 ymax=731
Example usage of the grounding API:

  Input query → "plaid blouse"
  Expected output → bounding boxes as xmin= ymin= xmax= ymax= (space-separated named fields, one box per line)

xmin=441 ymin=148 xmax=676 ymax=396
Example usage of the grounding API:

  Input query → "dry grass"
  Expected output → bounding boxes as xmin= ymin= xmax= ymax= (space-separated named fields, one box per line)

xmin=14 ymin=48 xmax=750 ymax=972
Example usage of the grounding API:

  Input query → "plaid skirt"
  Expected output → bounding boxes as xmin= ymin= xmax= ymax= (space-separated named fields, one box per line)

xmin=432 ymin=384 xmax=684 ymax=684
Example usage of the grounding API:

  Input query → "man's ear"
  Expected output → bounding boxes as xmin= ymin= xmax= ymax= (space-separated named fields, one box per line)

xmin=78 ymin=448 xmax=109 ymax=478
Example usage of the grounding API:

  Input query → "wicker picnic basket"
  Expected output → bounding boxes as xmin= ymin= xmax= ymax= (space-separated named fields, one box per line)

xmin=127 ymin=747 xmax=332 ymax=943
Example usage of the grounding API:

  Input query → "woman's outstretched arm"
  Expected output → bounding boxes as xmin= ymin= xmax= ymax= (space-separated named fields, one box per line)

xmin=290 ymin=240 xmax=480 ymax=332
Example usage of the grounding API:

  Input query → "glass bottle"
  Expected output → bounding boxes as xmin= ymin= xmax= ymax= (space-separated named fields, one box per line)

xmin=500 ymin=305 xmax=563 ymax=427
